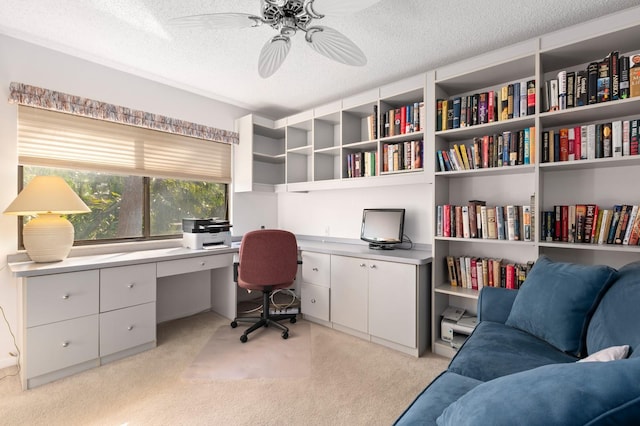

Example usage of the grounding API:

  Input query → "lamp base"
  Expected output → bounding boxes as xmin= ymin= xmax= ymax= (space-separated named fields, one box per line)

xmin=23 ymin=214 xmax=75 ymax=263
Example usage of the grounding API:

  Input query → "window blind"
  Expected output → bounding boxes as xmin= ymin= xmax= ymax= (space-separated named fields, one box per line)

xmin=17 ymin=106 xmax=231 ymax=183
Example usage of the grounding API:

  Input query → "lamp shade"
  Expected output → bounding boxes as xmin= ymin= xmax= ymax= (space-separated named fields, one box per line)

xmin=3 ymin=175 xmax=90 ymax=215
xmin=3 ymin=175 xmax=90 ymax=263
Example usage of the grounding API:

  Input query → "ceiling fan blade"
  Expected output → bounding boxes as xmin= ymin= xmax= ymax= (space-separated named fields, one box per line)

xmin=169 ymin=13 xmax=261 ymax=30
xmin=258 ymin=36 xmax=292 ymax=78
xmin=307 ymin=0 xmax=381 ymax=16
xmin=306 ymin=26 xmax=367 ymax=67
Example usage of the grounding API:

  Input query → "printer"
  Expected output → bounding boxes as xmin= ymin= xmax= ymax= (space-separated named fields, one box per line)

xmin=182 ymin=218 xmax=232 ymax=249
xmin=441 ymin=315 xmax=477 ymax=345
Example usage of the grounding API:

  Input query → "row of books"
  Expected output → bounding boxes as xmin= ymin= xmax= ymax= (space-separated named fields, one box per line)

xmin=437 ymin=127 xmax=536 ymax=172
xmin=382 ymin=140 xmax=423 ymax=173
xmin=542 ymin=51 xmax=640 ymax=112
xmin=435 ymin=80 xmax=535 ymax=131
xmin=436 ymin=197 xmax=536 ymax=242
xmin=380 ymin=102 xmax=425 ymax=138
xmin=345 ymin=151 xmax=377 ymax=178
xmin=541 ymin=204 xmax=640 ymax=246
xmin=445 ymin=255 xmax=534 ymax=290
xmin=541 ymin=120 xmax=640 ymax=163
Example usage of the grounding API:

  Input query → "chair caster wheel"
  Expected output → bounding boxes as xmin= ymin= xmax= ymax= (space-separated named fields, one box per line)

xmin=230 ymin=321 xmax=237 ymax=328
xmin=240 ymin=334 xmax=248 ymax=343
xmin=290 ymin=317 xmax=297 ymax=324
xmin=282 ymin=331 xmax=289 ymax=339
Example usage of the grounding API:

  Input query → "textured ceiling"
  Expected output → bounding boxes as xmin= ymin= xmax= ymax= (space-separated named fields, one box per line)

xmin=1 ymin=0 xmax=639 ymax=118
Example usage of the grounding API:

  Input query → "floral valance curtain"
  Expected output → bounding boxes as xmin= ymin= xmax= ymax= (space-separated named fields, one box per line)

xmin=8 ymin=82 xmax=239 ymax=145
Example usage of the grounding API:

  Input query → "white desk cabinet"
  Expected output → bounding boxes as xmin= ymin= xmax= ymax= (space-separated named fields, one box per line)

xmin=300 ymin=252 xmax=331 ymax=322
xmin=20 ymin=270 xmax=100 ymax=389
xmin=320 ymin=252 xmax=429 ymax=356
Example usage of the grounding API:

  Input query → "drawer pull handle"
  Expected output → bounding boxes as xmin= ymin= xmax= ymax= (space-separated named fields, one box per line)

xmin=127 ymin=326 xmax=134 ymax=331
xmin=128 ymin=283 xmax=135 ymax=289
xmin=200 ymin=262 xmax=206 ymax=266
xmin=360 ymin=263 xmax=366 ymax=268
xmin=311 ymin=298 xmax=316 ymax=303
xmin=370 ymin=264 xmax=377 ymax=269
xmin=62 ymin=294 xmax=70 ymax=300
xmin=62 ymin=341 xmax=69 ymax=348
xmin=312 ymin=267 xmax=319 ymax=272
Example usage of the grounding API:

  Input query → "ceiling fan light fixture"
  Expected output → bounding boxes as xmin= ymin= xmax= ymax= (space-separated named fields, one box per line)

xmin=305 ymin=26 xmax=367 ymax=66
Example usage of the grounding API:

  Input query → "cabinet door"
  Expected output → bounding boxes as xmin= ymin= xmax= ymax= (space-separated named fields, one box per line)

xmin=330 ymin=255 xmax=368 ymax=333
xmin=368 ymin=261 xmax=417 ymax=348
xmin=234 ymin=114 xmax=254 ymax=192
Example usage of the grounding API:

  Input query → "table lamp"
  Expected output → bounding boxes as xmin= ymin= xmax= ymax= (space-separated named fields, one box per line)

xmin=3 ymin=175 xmax=91 ymax=262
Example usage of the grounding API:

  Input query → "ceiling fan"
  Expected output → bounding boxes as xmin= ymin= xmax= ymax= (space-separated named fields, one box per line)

xmin=170 ymin=0 xmax=381 ymax=78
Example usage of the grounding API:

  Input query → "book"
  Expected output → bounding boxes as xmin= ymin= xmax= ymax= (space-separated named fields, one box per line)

xmin=495 ymin=206 xmax=505 ymax=240
xmin=598 ymin=209 xmax=612 ymax=245
xmin=623 ymin=205 xmax=638 ymax=245
xmin=523 ymin=205 xmax=531 ymax=242
xmin=462 ymin=205 xmax=470 ymax=238
xmin=586 ymin=61 xmax=599 ymax=104
xmin=614 ymin=205 xmax=632 ymax=244
xmin=566 ymin=71 xmax=575 ymax=108
xmin=487 ymin=207 xmax=497 ymax=239
xmin=612 ymin=120 xmax=622 ymax=157
xmin=619 ymin=54 xmax=630 ymax=99
xmin=576 ymin=70 xmax=588 ymax=106
xmin=575 ymin=204 xmax=587 ymax=243
xmin=506 ymin=205 xmax=517 ymax=241
xmin=526 ymin=80 xmax=536 ymax=115
xmin=630 ymin=54 xmax=640 ymax=98
xmin=549 ymin=79 xmax=559 ymax=111
xmin=607 ymin=205 xmax=623 ymax=244
xmin=557 ymin=71 xmax=567 ymax=109
xmin=610 ymin=51 xmax=620 ymax=101
xmin=446 ymin=256 xmax=458 ymax=286
xmin=597 ymin=57 xmax=610 ymax=103
xmin=584 ymin=204 xmax=597 ymax=244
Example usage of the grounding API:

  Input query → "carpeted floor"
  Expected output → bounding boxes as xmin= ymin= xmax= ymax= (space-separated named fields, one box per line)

xmin=0 ymin=311 xmax=449 ymax=425
xmin=183 ymin=321 xmax=312 ymax=381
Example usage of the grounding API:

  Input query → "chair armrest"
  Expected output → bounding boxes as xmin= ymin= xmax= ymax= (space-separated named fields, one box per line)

xmin=477 ymin=287 xmax=518 ymax=324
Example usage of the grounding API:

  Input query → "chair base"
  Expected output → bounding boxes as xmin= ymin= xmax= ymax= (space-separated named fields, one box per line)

xmin=231 ymin=289 xmax=297 ymax=342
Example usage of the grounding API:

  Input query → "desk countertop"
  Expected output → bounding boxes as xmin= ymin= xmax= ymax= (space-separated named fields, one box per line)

xmin=9 ymin=238 xmax=432 ymax=278
xmin=297 ymin=239 xmax=432 ymax=265
xmin=8 ymin=246 xmax=237 ymax=277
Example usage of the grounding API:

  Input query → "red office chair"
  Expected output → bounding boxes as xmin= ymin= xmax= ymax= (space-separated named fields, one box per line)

xmin=230 ymin=229 xmax=298 ymax=343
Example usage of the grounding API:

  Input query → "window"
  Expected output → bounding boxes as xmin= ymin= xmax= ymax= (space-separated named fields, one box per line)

xmin=21 ymin=166 xmax=228 ymax=244
xmin=15 ymin=102 xmax=233 ymax=246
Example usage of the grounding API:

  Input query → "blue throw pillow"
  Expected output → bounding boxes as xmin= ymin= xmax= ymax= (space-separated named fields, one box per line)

xmin=505 ymin=256 xmax=617 ymax=356
xmin=586 ymin=261 xmax=640 ymax=358
xmin=437 ymin=359 xmax=640 ymax=426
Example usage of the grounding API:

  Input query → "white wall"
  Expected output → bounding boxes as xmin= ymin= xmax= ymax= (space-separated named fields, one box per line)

xmin=0 ymin=34 xmax=251 ymax=369
xmin=277 ymin=183 xmax=433 ymax=244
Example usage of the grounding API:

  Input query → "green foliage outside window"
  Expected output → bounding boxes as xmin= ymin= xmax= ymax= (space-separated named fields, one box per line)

xmin=23 ymin=166 xmax=227 ymax=242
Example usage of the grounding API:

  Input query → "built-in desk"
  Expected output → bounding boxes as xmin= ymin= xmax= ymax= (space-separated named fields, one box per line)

xmin=9 ymin=246 xmax=237 ymax=390
xmin=9 ymin=239 xmax=432 ymax=388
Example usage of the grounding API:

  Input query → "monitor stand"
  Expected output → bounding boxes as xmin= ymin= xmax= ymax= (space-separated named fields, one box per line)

xmin=369 ymin=243 xmax=394 ymax=250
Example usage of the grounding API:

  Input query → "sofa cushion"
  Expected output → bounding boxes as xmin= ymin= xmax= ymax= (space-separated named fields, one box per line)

xmin=587 ymin=261 xmax=640 ymax=358
xmin=448 ymin=321 xmax=577 ymax=382
xmin=505 ymin=255 xmax=618 ymax=356
xmin=437 ymin=358 xmax=640 ymax=426
xmin=394 ymin=372 xmax=482 ymax=426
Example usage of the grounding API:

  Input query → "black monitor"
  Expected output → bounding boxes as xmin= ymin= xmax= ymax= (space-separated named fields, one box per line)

xmin=360 ymin=208 xmax=405 ymax=250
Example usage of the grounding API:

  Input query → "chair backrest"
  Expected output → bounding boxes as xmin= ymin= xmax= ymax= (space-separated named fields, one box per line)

xmin=237 ymin=229 xmax=298 ymax=291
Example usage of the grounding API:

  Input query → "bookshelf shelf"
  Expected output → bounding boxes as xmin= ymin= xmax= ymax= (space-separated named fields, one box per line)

xmin=434 ymin=284 xmax=479 ymax=300
xmin=434 ymin=164 xmax=535 ymax=178
xmin=538 ymin=242 xmax=640 ymax=253
xmin=435 ymin=116 xmax=536 ymax=141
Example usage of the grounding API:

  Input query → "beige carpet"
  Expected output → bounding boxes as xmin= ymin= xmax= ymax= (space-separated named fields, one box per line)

xmin=0 ymin=311 xmax=449 ymax=426
xmin=183 ymin=321 xmax=311 ymax=381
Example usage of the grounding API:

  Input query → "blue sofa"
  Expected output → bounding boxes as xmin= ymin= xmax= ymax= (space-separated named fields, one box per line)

xmin=395 ymin=256 xmax=640 ymax=425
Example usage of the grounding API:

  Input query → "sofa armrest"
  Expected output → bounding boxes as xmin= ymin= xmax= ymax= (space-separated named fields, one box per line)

xmin=477 ymin=287 xmax=518 ymax=324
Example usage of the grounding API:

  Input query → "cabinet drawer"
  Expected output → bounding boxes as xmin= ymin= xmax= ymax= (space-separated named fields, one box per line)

xmin=301 ymin=283 xmax=330 ymax=322
xmin=302 ymin=252 xmax=330 ymax=287
xmin=26 ymin=314 xmax=99 ymax=378
xmin=156 ymin=254 xmax=232 ymax=277
xmin=100 ymin=302 xmax=156 ymax=357
xmin=100 ymin=263 xmax=156 ymax=312
xmin=26 ymin=270 xmax=99 ymax=328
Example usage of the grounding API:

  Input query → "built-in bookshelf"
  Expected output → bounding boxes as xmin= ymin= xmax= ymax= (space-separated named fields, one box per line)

xmin=235 ymin=75 xmax=429 ymax=193
xmin=429 ymin=8 xmax=640 ymax=358
xmin=235 ymin=6 xmax=640 ymax=358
